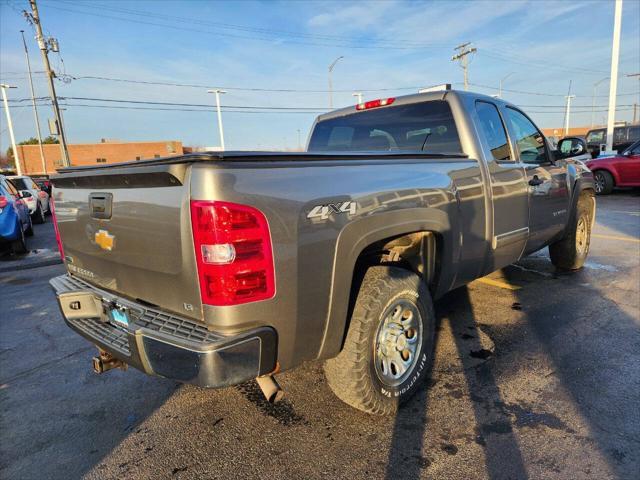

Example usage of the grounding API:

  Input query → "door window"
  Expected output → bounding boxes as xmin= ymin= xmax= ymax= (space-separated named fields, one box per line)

xmin=586 ymin=129 xmax=605 ymax=144
xmin=614 ymin=127 xmax=627 ymax=144
xmin=475 ymin=101 xmax=511 ymax=161
xmin=505 ymin=108 xmax=548 ymax=164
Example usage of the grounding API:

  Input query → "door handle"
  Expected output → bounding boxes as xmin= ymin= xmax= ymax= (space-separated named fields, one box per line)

xmin=528 ymin=175 xmax=544 ymax=186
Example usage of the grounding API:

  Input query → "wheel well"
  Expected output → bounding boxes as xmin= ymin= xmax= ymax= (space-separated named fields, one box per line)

xmin=592 ymin=168 xmax=616 ymax=184
xmin=341 ymin=231 xmax=441 ymax=349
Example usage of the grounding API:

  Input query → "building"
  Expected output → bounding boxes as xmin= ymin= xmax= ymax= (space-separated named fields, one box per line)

xmin=14 ymin=140 xmax=184 ymax=176
xmin=541 ymin=126 xmax=594 ymax=139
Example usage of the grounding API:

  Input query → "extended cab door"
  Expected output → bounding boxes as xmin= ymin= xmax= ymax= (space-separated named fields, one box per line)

xmin=473 ymin=100 xmax=529 ymax=272
xmin=503 ymin=107 xmax=571 ymax=255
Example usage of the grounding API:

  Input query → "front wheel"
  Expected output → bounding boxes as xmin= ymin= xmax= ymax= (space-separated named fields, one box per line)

xmin=32 ymin=203 xmax=45 ymax=224
xmin=324 ymin=266 xmax=435 ymax=415
xmin=549 ymin=191 xmax=595 ymax=271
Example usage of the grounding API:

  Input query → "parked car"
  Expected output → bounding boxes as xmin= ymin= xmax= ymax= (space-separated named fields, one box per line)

xmin=49 ymin=89 xmax=595 ymax=415
xmin=585 ymin=124 xmax=640 ymax=158
xmin=0 ymin=174 xmax=33 ymax=254
xmin=586 ymin=139 xmax=640 ymax=194
xmin=8 ymin=175 xmax=50 ymax=224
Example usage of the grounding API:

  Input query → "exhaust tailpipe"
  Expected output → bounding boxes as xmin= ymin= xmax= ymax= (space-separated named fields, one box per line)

xmin=256 ymin=375 xmax=284 ymax=403
xmin=92 ymin=349 xmax=127 ymax=374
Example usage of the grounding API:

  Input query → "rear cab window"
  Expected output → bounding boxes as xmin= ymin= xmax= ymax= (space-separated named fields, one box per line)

xmin=308 ymin=100 xmax=462 ymax=154
xmin=475 ymin=101 xmax=511 ymax=161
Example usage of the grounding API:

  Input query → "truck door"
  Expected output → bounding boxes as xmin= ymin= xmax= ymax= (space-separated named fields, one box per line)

xmin=474 ymin=101 xmax=529 ymax=272
xmin=617 ymin=142 xmax=640 ymax=184
xmin=503 ymin=107 xmax=571 ymax=254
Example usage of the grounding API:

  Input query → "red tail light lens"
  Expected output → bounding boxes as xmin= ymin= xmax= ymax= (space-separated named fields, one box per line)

xmin=0 ymin=196 xmax=7 ymax=209
xmin=190 ymin=200 xmax=275 ymax=306
xmin=50 ymin=196 xmax=65 ymax=262
xmin=356 ymin=97 xmax=396 ymax=110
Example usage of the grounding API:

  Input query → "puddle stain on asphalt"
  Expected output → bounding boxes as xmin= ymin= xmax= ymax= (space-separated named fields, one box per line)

xmin=236 ymin=380 xmax=307 ymax=426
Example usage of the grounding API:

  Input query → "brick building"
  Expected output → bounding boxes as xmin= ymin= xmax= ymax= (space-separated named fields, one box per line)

xmin=14 ymin=140 xmax=184 ymax=175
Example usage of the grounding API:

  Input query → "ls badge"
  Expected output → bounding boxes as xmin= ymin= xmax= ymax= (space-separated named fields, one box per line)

xmin=95 ymin=229 xmax=115 ymax=251
xmin=307 ymin=201 xmax=356 ymax=221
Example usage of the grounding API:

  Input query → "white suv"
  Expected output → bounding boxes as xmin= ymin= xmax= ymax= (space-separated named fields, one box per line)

xmin=8 ymin=175 xmax=50 ymax=224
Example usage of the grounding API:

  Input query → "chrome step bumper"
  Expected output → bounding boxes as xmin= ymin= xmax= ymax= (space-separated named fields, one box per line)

xmin=50 ymin=274 xmax=277 ymax=388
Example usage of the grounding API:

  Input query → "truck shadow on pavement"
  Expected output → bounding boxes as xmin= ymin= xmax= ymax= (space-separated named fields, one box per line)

xmin=384 ymin=286 xmax=529 ymax=480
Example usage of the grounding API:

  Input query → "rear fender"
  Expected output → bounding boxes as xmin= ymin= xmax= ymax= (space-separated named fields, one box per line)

xmin=317 ymin=207 xmax=454 ymax=360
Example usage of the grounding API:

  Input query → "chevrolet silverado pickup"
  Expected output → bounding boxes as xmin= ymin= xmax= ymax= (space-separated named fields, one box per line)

xmin=49 ymin=89 xmax=595 ymax=415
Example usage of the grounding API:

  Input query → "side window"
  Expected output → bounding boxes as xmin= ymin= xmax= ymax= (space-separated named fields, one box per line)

xmin=586 ymin=129 xmax=605 ymax=144
xmin=475 ymin=101 xmax=511 ymax=161
xmin=614 ymin=127 xmax=627 ymax=144
xmin=505 ymin=108 xmax=548 ymax=164
xmin=5 ymin=180 xmax=19 ymax=197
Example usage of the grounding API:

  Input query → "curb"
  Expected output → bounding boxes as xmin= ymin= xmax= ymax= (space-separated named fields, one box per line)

xmin=0 ymin=257 xmax=63 ymax=273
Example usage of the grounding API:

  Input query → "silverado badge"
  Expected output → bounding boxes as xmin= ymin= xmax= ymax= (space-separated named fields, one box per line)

xmin=95 ymin=229 xmax=115 ymax=251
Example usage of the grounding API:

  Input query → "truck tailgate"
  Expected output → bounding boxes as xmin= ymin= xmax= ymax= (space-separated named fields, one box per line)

xmin=52 ymin=165 xmax=202 ymax=319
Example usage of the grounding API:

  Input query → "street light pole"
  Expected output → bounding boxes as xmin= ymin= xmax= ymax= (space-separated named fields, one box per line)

xmin=564 ymin=95 xmax=576 ymax=135
xmin=498 ymin=72 xmax=515 ymax=98
xmin=328 ymin=56 xmax=344 ymax=109
xmin=591 ymin=77 xmax=609 ymax=128
xmin=207 ymin=89 xmax=226 ymax=150
xmin=1 ymin=84 xmax=22 ymax=175
xmin=20 ymin=29 xmax=47 ymax=175
xmin=352 ymin=92 xmax=363 ymax=104
xmin=605 ymin=0 xmax=623 ymax=153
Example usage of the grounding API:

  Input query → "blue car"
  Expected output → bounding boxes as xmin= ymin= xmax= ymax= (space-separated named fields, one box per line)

xmin=0 ymin=174 xmax=33 ymax=254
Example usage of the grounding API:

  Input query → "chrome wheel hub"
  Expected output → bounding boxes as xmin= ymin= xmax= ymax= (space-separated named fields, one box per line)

xmin=576 ymin=216 xmax=588 ymax=255
xmin=374 ymin=299 xmax=423 ymax=387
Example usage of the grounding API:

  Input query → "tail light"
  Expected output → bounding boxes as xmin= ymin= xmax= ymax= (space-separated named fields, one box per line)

xmin=190 ymin=200 xmax=275 ymax=306
xmin=0 ymin=196 xmax=7 ymax=209
xmin=50 ymin=196 xmax=65 ymax=262
xmin=356 ymin=97 xmax=395 ymax=111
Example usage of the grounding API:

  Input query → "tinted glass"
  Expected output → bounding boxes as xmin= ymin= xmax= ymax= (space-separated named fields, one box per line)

xmin=5 ymin=180 xmax=19 ymax=196
xmin=505 ymin=108 xmax=548 ymax=164
xmin=475 ymin=101 xmax=511 ymax=161
xmin=628 ymin=126 xmax=639 ymax=141
xmin=10 ymin=178 xmax=30 ymax=190
xmin=614 ymin=127 xmax=627 ymax=144
xmin=586 ymin=129 xmax=605 ymax=143
xmin=308 ymin=100 xmax=462 ymax=154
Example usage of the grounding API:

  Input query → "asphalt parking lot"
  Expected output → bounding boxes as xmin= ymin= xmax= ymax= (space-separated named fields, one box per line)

xmin=1 ymin=191 xmax=638 ymax=480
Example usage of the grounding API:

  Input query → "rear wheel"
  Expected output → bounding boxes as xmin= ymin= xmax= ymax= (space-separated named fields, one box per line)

xmin=324 ymin=266 xmax=435 ymax=415
xmin=32 ymin=203 xmax=45 ymax=224
xmin=11 ymin=222 xmax=28 ymax=254
xmin=593 ymin=170 xmax=614 ymax=195
xmin=549 ymin=191 xmax=595 ymax=271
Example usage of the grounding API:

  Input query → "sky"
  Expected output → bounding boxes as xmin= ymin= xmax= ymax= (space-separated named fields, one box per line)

xmin=0 ymin=0 xmax=639 ymax=151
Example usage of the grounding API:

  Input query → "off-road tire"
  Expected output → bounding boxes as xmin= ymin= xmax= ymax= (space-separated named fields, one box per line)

xmin=594 ymin=170 xmax=614 ymax=195
xmin=324 ymin=266 xmax=435 ymax=415
xmin=549 ymin=191 xmax=595 ymax=271
xmin=11 ymin=223 xmax=28 ymax=254
xmin=32 ymin=203 xmax=45 ymax=224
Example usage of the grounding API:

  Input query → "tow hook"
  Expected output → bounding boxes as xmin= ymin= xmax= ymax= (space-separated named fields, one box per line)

xmin=92 ymin=348 xmax=127 ymax=374
xmin=256 ymin=375 xmax=284 ymax=403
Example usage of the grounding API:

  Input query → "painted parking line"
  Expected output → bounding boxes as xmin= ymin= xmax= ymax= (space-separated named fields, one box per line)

xmin=592 ymin=233 xmax=640 ymax=244
xmin=476 ymin=277 xmax=522 ymax=291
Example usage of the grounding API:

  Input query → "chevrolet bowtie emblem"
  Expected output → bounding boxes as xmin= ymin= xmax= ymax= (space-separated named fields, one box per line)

xmin=95 ymin=229 xmax=115 ymax=251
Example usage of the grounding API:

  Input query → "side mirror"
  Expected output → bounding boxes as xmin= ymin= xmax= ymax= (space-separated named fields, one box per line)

xmin=557 ymin=137 xmax=587 ymax=158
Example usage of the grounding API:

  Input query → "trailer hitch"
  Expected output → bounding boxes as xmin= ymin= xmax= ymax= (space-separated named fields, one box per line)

xmin=92 ymin=348 xmax=127 ymax=374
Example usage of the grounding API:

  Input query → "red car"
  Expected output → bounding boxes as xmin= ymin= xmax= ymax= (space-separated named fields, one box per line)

xmin=586 ymin=140 xmax=640 ymax=195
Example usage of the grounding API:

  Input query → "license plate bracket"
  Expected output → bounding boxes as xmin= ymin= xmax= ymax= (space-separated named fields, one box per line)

xmin=108 ymin=306 xmax=130 ymax=328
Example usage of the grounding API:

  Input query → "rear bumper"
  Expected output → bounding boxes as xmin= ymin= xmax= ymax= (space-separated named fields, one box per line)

xmin=50 ymin=274 xmax=277 ymax=388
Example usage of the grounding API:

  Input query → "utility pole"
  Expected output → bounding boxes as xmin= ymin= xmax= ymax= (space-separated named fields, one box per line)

xmin=591 ymin=77 xmax=609 ymax=128
xmin=328 ymin=56 xmax=344 ymax=109
xmin=626 ymin=73 xmax=639 ymax=123
xmin=296 ymin=129 xmax=301 ymax=151
xmin=352 ymin=92 xmax=363 ymax=104
xmin=1 ymin=84 xmax=22 ymax=175
xmin=564 ymin=95 xmax=576 ymax=135
xmin=605 ymin=0 xmax=623 ymax=153
xmin=451 ymin=42 xmax=477 ymax=91
xmin=207 ymin=89 xmax=226 ymax=150
xmin=26 ymin=0 xmax=70 ymax=166
xmin=498 ymin=72 xmax=515 ymax=98
xmin=20 ymin=29 xmax=47 ymax=175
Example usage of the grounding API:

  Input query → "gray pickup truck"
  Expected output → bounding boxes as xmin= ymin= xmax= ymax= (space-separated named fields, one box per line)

xmin=49 ymin=89 xmax=595 ymax=415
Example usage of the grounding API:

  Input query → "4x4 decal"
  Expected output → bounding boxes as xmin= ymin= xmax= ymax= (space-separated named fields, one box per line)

xmin=307 ymin=201 xmax=356 ymax=221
